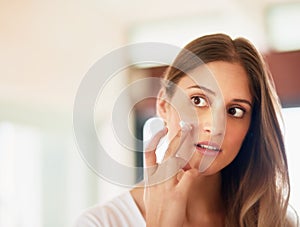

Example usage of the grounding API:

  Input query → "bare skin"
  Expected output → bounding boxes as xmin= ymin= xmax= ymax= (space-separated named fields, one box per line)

xmin=130 ymin=61 xmax=252 ymax=227
xmin=130 ymin=130 xmax=225 ymax=227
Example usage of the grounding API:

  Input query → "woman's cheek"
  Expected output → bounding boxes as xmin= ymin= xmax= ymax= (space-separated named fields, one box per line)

xmin=166 ymin=110 xmax=181 ymax=137
xmin=227 ymin=127 xmax=248 ymax=154
xmin=167 ymin=122 xmax=180 ymax=140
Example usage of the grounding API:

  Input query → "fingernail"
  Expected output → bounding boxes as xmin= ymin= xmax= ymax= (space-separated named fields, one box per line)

xmin=162 ymin=126 xmax=168 ymax=133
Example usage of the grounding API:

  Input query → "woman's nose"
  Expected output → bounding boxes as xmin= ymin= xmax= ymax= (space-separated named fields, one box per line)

xmin=201 ymin=107 xmax=226 ymax=136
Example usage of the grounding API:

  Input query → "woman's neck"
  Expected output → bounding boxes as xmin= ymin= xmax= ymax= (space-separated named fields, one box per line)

xmin=185 ymin=173 xmax=225 ymax=225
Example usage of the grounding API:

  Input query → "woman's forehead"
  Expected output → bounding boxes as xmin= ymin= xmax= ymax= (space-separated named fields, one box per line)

xmin=176 ymin=61 xmax=252 ymax=102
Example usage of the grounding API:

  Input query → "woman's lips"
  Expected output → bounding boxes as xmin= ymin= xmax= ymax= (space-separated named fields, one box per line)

xmin=194 ymin=141 xmax=222 ymax=155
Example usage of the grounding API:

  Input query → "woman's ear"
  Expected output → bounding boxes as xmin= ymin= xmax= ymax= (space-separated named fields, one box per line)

xmin=156 ymin=88 xmax=169 ymax=121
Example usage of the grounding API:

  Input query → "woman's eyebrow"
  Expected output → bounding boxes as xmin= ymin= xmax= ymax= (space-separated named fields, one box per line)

xmin=232 ymin=99 xmax=253 ymax=108
xmin=186 ymin=85 xmax=216 ymax=96
xmin=187 ymin=85 xmax=252 ymax=107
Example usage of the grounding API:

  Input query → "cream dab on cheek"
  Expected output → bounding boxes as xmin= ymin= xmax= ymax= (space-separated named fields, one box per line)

xmin=179 ymin=120 xmax=192 ymax=131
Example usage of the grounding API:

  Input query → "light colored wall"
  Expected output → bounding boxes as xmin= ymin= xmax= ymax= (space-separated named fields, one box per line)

xmin=0 ymin=1 xmax=130 ymax=226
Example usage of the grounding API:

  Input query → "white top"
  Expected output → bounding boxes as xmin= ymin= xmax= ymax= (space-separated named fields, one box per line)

xmin=74 ymin=191 xmax=299 ymax=227
xmin=74 ymin=191 xmax=146 ymax=227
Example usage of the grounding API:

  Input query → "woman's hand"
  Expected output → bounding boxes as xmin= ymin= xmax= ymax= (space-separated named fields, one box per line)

xmin=143 ymin=125 xmax=200 ymax=227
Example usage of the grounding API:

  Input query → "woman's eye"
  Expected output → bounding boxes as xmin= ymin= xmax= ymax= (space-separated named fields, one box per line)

xmin=228 ymin=107 xmax=245 ymax=118
xmin=191 ymin=96 xmax=208 ymax=107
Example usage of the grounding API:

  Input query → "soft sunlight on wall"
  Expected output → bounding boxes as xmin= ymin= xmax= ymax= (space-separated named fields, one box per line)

xmin=0 ymin=123 xmax=42 ymax=227
xmin=266 ymin=2 xmax=300 ymax=51
xmin=282 ymin=107 xmax=300 ymax=214
xmin=0 ymin=121 xmax=100 ymax=227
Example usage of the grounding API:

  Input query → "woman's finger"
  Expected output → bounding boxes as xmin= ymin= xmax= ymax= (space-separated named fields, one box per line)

xmin=163 ymin=122 xmax=192 ymax=161
xmin=176 ymin=169 xmax=200 ymax=195
xmin=144 ymin=127 xmax=168 ymax=185
xmin=163 ymin=157 xmax=187 ymax=187
xmin=144 ymin=127 xmax=168 ymax=167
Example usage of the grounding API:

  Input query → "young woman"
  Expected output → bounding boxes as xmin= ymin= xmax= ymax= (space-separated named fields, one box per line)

xmin=75 ymin=34 xmax=299 ymax=227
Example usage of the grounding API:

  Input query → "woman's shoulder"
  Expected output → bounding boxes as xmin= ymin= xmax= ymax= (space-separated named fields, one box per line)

xmin=286 ymin=205 xmax=299 ymax=227
xmin=74 ymin=191 xmax=145 ymax=227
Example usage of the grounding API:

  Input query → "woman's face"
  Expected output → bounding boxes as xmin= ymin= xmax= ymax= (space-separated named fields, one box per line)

xmin=159 ymin=61 xmax=253 ymax=175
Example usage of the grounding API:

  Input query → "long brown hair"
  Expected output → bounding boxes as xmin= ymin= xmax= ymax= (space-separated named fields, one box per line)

xmin=163 ymin=33 xmax=297 ymax=226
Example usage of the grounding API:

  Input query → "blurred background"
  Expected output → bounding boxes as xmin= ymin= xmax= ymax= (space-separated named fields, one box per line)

xmin=0 ymin=0 xmax=299 ymax=226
